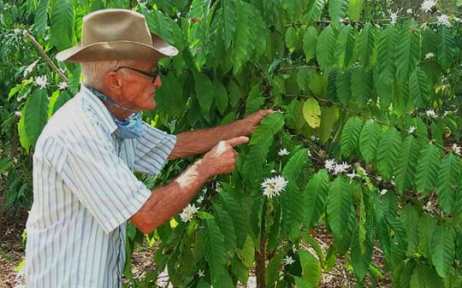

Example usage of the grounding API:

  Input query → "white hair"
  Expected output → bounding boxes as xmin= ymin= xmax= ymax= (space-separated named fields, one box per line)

xmin=80 ymin=59 xmax=138 ymax=89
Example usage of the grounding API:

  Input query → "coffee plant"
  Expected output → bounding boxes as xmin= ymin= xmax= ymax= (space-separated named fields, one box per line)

xmin=2 ymin=0 xmax=462 ymax=287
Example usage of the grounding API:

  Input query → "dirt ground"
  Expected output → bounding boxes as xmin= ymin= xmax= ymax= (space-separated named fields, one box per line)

xmin=0 ymin=207 xmax=27 ymax=288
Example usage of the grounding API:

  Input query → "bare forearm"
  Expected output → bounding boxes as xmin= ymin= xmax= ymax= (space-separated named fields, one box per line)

xmin=131 ymin=159 xmax=212 ymax=233
xmin=168 ymin=120 xmax=245 ymax=159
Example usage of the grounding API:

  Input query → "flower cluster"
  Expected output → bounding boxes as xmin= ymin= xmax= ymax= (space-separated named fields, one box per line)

xmin=179 ymin=204 xmax=199 ymax=223
xmin=325 ymin=159 xmax=351 ymax=175
xmin=261 ymin=175 xmax=288 ymax=198
xmin=35 ymin=75 xmax=48 ymax=89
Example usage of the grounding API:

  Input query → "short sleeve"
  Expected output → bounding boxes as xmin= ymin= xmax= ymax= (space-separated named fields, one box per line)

xmin=133 ymin=122 xmax=176 ymax=175
xmin=58 ymin=136 xmax=152 ymax=234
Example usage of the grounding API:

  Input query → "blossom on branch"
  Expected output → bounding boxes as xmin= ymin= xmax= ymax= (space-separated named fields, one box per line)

xmin=261 ymin=175 xmax=288 ymax=198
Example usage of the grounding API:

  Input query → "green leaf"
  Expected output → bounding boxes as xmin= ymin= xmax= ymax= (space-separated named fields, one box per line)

xmin=438 ymin=26 xmax=458 ymax=69
xmin=306 ymin=0 xmax=327 ymax=23
xmin=20 ymin=89 xmax=49 ymax=150
xmin=221 ymin=0 xmax=237 ymax=49
xmin=437 ymin=153 xmax=462 ymax=214
xmin=34 ymin=0 xmax=48 ymax=35
xmin=303 ymin=26 xmax=318 ymax=62
xmin=193 ymin=72 xmax=215 ymax=117
xmin=213 ymin=80 xmax=228 ymax=115
xmin=375 ymin=26 xmax=397 ymax=105
xmin=335 ymin=25 xmax=356 ymax=68
xmin=355 ymin=23 xmax=376 ymax=68
xmin=50 ymin=0 xmax=74 ymax=50
xmin=304 ymin=169 xmax=330 ymax=228
xmin=335 ymin=68 xmax=351 ymax=105
xmin=327 ymin=177 xmax=355 ymax=253
xmin=219 ymin=185 xmax=250 ymax=248
xmin=340 ymin=117 xmax=363 ymax=158
xmin=282 ymin=149 xmax=309 ymax=239
xmin=394 ymin=135 xmax=421 ymax=194
xmin=316 ymin=25 xmax=337 ymax=71
xmin=298 ymin=251 xmax=321 ymax=287
xmin=409 ymin=66 xmax=431 ymax=108
xmin=205 ymin=217 xmax=234 ymax=288
xmin=245 ymin=83 xmax=265 ymax=115
xmin=409 ymin=264 xmax=444 ymax=288
xmin=376 ymin=127 xmax=402 ymax=180
xmin=213 ymin=201 xmax=237 ymax=253
xmin=302 ymin=98 xmax=321 ymax=128
xmin=328 ymin=0 xmax=348 ymax=24
xmin=401 ymin=205 xmax=420 ymax=256
xmin=231 ymin=1 xmax=259 ymax=73
xmin=396 ymin=22 xmax=421 ymax=82
xmin=350 ymin=65 xmax=372 ymax=106
xmin=415 ymin=143 xmax=441 ymax=195
xmin=431 ymin=224 xmax=456 ymax=278
xmin=285 ymin=27 xmax=300 ymax=53
xmin=359 ymin=119 xmax=381 ymax=163
xmin=157 ymin=73 xmax=186 ymax=119
xmin=319 ymin=105 xmax=340 ymax=143
xmin=347 ymin=0 xmax=364 ymax=21
xmin=142 ymin=6 xmax=185 ymax=50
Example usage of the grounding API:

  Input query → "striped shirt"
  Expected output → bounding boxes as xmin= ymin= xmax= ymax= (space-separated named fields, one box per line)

xmin=25 ymin=85 xmax=176 ymax=287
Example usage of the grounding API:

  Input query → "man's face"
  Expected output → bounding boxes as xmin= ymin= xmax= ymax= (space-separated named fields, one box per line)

xmin=106 ymin=60 xmax=161 ymax=111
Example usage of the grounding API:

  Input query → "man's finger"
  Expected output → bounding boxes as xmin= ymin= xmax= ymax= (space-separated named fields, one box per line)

xmin=226 ymin=136 xmax=249 ymax=147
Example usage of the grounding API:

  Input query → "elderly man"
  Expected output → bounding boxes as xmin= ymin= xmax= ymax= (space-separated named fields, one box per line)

xmin=24 ymin=8 xmax=273 ymax=288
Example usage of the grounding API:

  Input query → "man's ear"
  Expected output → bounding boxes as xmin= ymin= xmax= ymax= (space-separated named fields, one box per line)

xmin=103 ymin=71 xmax=123 ymax=96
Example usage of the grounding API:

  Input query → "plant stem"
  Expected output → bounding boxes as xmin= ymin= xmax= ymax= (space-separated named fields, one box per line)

xmin=255 ymin=199 xmax=267 ymax=288
xmin=24 ymin=30 xmax=68 ymax=82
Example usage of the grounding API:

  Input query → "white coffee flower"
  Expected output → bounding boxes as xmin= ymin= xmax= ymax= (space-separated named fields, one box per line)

xmin=24 ymin=60 xmax=39 ymax=78
xmin=425 ymin=52 xmax=435 ymax=60
xmin=437 ymin=14 xmax=451 ymax=27
xmin=58 ymin=81 xmax=68 ymax=90
xmin=406 ymin=8 xmax=413 ymax=14
xmin=379 ymin=189 xmax=388 ymax=196
xmin=35 ymin=75 xmax=48 ymax=89
xmin=283 ymin=256 xmax=295 ymax=266
xmin=278 ymin=148 xmax=290 ymax=156
xmin=452 ymin=144 xmax=461 ymax=155
xmin=425 ymin=109 xmax=438 ymax=118
xmin=408 ymin=126 xmax=416 ymax=134
xmin=310 ymin=136 xmax=319 ymax=142
xmin=420 ymin=0 xmax=437 ymax=13
xmin=261 ymin=175 xmax=288 ymax=198
xmin=346 ymin=171 xmax=357 ymax=181
xmin=179 ymin=204 xmax=199 ymax=223
xmin=198 ymin=270 xmax=205 ymax=278
xmin=333 ymin=162 xmax=351 ymax=175
xmin=390 ymin=11 xmax=399 ymax=25
xmin=325 ymin=159 xmax=336 ymax=171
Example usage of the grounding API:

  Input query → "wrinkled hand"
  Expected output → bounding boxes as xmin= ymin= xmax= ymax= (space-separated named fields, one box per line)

xmin=237 ymin=109 xmax=275 ymax=136
xmin=202 ymin=136 xmax=249 ymax=177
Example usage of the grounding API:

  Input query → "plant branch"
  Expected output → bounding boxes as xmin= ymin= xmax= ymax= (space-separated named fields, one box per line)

xmin=24 ymin=30 xmax=68 ymax=82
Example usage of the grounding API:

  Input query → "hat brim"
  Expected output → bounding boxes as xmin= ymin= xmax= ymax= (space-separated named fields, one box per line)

xmin=56 ymin=35 xmax=178 ymax=63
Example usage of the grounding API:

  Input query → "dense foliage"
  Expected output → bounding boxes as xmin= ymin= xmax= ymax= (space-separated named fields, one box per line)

xmin=2 ymin=0 xmax=462 ymax=287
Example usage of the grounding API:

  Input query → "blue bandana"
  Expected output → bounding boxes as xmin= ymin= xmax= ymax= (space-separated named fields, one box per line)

xmin=87 ymin=86 xmax=144 ymax=139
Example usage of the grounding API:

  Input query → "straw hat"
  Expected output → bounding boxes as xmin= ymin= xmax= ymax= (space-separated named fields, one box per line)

xmin=55 ymin=9 xmax=178 ymax=63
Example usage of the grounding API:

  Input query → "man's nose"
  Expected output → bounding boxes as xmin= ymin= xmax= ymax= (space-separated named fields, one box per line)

xmin=153 ymin=75 xmax=162 ymax=89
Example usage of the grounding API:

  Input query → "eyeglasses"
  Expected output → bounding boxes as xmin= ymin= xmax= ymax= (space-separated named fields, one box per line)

xmin=113 ymin=66 xmax=159 ymax=83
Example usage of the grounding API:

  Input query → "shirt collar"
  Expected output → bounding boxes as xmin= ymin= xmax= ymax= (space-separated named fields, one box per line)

xmin=80 ymin=85 xmax=118 ymax=135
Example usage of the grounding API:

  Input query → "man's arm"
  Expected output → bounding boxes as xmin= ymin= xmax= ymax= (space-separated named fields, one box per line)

xmin=131 ymin=136 xmax=249 ymax=234
xmin=167 ymin=109 xmax=274 ymax=160
xmin=131 ymin=158 xmax=211 ymax=233
xmin=167 ymin=120 xmax=245 ymax=160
